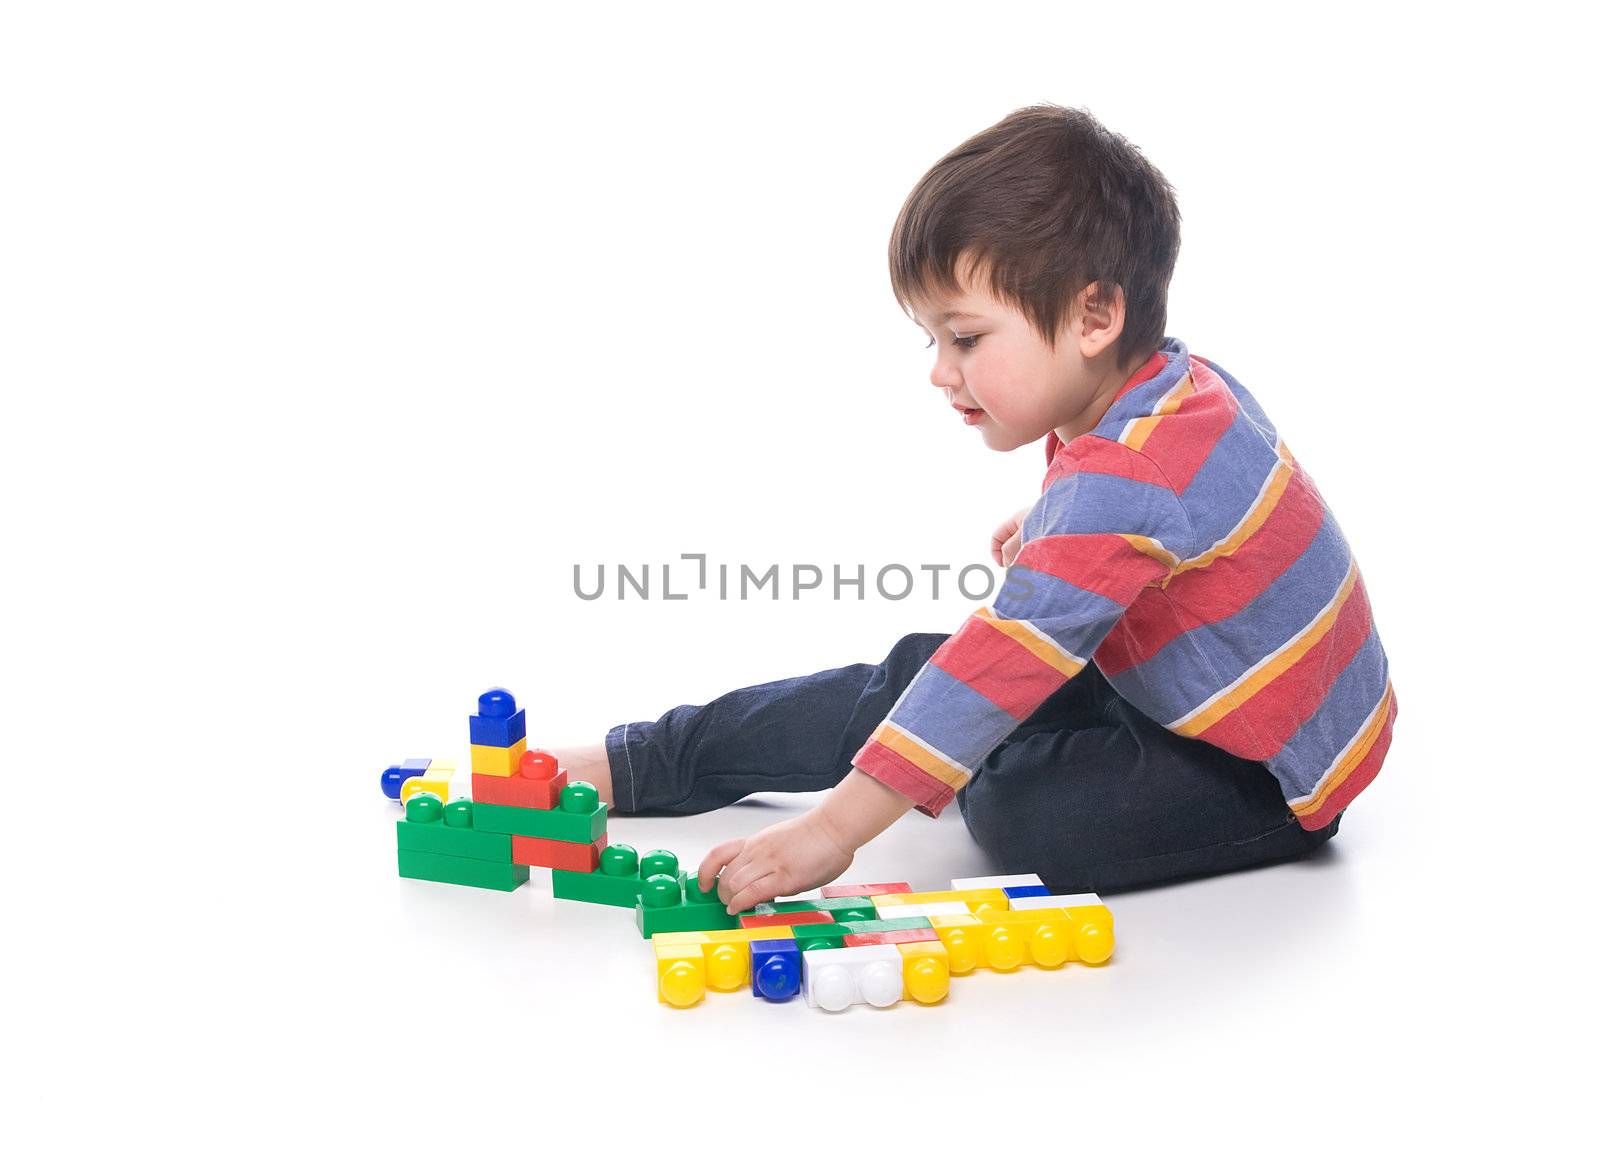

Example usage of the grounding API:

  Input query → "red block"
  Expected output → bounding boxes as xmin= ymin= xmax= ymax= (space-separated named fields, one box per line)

xmin=739 ymin=911 xmax=833 ymax=928
xmin=472 ymin=768 xmax=567 ymax=809
xmin=820 ymin=882 xmax=913 ymax=898
xmin=512 ymin=833 xmax=606 ymax=872
xmin=519 ymin=749 xmax=561 ymax=779
xmin=844 ymin=928 xmax=939 ymax=946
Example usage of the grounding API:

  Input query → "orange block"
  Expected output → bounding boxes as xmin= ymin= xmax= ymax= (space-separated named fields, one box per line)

xmin=512 ymin=833 xmax=605 ymax=872
xmin=472 ymin=769 xmax=567 ymax=809
xmin=738 ymin=911 xmax=833 ymax=928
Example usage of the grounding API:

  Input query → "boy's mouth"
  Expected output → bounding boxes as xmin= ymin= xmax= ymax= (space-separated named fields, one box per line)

xmin=953 ymin=402 xmax=985 ymax=424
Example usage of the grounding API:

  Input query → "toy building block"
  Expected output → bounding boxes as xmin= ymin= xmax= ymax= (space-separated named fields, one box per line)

xmin=928 ymin=907 xmax=1111 ymax=972
xmin=865 ymin=901 xmax=971 ymax=920
xmin=1008 ymin=891 xmax=1106 ymax=911
xmin=844 ymin=927 xmax=940 ymax=947
xmin=473 ymin=782 xmax=607 ymax=842
xmin=553 ymin=845 xmax=678 ymax=908
xmin=655 ymin=937 xmax=709 ymax=1008
xmin=950 ymin=872 xmax=1044 ymax=890
xmin=396 ymin=849 xmax=529 ymax=891
xmin=835 ymin=916 xmax=932 ymax=934
xmin=470 ymin=736 xmax=528 ymax=778
xmin=636 ymin=873 xmax=740 ymax=938
xmin=738 ymin=910 xmax=834 ymax=929
xmin=472 ymin=750 xmax=567 ymax=809
xmin=802 ymin=943 xmax=904 ymax=1012
xmin=897 ymin=940 xmax=951 ymax=1005
xmin=1004 ymin=885 xmax=1052 ymax=899
xmin=747 ymin=896 xmax=878 ymax=921
xmin=979 ymin=903 xmax=1114 ymax=965
xmin=513 ymin=833 xmax=605 ymax=872
xmin=470 ymin=687 xmax=526 ymax=747
xmin=380 ymin=758 xmax=431 ymax=800
xmin=749 ymin=938 xmax=802 ymax=1002
xmin=871 ymin=888 xmax=1008 ymax=915
xmin=396 ymin=796 xmax=514 ymax=862
xmin=790 ymin=923 xmax=851 ymax=951
xmin=399 ymin=761 xmax=456 ymax=805
xmin=652 ymin=926 xmax=796 ymax=1001
xmin=820 ymin=882 xmax=912 ymax=899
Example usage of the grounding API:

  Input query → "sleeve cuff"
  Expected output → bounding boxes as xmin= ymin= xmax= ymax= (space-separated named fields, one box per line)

xmin=851 ymin=738 xmax=960 ymax=819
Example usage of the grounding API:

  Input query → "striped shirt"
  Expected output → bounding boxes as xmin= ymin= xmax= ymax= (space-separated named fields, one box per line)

xmin=851 ymin=336 xmax=1396 ymax=830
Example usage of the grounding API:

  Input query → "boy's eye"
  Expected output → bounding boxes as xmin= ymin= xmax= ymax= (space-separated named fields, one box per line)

xmin=924 ymin=334 xmax=981 ymax=350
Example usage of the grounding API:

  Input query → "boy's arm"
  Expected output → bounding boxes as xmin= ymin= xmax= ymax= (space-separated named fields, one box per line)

xmin=815 ymin=767 xmax=916 ymax=851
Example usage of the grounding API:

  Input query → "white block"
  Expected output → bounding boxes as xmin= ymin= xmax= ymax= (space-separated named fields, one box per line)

xmin=869 ymin=901 xmax=971 ymax=919
xmin=802 ymin=944 xmax=904 ymax=1012
xmin=949 ymin=873 xmax=1044 ymax=890
xmin=1007 ymin=892 xmax=1102 ymax=911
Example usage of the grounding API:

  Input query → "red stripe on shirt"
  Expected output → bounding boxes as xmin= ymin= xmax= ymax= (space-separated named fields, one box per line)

xmin=852 ymin=740 xmax=955 ymax=819
xmin=1014 ymin=533 xmax=1172 ymax=606
xmin=930 ymin=615 xmax=1076 ymax=719
xmin=1135 ymin=371 xmax=1239 ymax=492
xmin=1047 ymin=435 xmax=1174 ymax=489
xmin=1296 ymin=690 xmax=1397 ymax=830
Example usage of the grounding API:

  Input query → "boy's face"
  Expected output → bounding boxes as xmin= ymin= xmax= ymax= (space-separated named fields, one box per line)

xmin=908 ymin=253 xmax=1135 ymax=452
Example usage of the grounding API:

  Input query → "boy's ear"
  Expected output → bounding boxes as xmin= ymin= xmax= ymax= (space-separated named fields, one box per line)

xmin=1075 ymin=280 xmax=1126 ymax=356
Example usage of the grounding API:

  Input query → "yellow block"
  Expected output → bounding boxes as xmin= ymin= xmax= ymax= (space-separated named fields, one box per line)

xmin=898 ymin=940 xmax=950 ymax=1005
xmin=655 ymin=940 xmax=707 ymax=1008
xmin=399 ymin=761 xmax=456 ymax=805
xmin=873 ymin=888 xmax=1009 ymax=915
xmin=470 ymin=737 xmax=528 ymax=777
xmin=654 ymin=925 xmax=796 ymax=993
xmin=977 ymin=906 xmax=1115 ymax=965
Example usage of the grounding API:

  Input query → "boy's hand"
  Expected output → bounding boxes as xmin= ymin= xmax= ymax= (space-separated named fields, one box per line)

xmin=990 ymin=503 xmax=1033 ymax=567
xmin=696 ymin=810 xmax=854 ymax=914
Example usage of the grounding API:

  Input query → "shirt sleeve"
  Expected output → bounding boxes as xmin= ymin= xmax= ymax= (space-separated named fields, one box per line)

xmin=849 ymin=439 xmax=1194 ymax=817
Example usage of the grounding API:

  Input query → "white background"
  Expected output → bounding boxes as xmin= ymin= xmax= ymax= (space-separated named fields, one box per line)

xmin=4 ymin=1 xmax=1594 ymax=1148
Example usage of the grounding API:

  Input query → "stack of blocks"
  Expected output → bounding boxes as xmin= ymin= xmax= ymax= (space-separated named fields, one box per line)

xmin=651 ymin=873 xmax=1116 ymax=1012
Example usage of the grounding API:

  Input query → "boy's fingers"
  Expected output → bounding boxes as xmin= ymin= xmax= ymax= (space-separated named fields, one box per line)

xmin=718 ymin=856 xmax=767 ymax=906
xmin=697 ymin=839 xmax=743 ymax=891
xmin=725 ymin=872 xmax=779 ymax=915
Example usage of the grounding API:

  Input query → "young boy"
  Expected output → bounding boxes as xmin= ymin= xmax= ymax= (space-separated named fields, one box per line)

xmin=551 ymin=104 xmax=1397 ymax=913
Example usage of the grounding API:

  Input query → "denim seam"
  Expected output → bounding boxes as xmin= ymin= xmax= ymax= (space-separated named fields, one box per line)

xmin=622 ymin=722 xmax=638 ymax=811
xmin=1094 ymin=812 xmax=1302 ymax=873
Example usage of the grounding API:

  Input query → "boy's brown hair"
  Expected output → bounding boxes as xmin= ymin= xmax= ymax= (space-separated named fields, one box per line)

xmin=889 ymin=103 xmax=1181 ymax=373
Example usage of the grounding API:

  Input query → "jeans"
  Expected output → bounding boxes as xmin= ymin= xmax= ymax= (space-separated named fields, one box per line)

xmin=605 ymin=631 xmax=1341 ymax=894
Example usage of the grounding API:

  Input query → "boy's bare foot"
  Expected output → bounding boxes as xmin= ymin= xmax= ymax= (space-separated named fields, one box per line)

xmin=541 ymin=741 xmax=614 ymax=807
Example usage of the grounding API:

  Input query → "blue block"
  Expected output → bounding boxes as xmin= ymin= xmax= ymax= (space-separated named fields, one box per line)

xmin=1003 ymin=884 xmax=1052 ymax=899
xmin=379 ymin=758 xmax=432 ymax=800
xmin=469 ymin=687 xmax=527 ymax=747
xmin=750 ymin=938 xmax=801 ymax=1002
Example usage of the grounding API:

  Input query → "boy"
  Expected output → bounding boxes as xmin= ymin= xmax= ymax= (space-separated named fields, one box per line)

xmin=550 ymin=104 xmax=1397 ymax=913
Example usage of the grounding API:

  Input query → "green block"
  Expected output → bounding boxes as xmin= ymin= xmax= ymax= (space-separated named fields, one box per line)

xmin=838 ymin=916 xmax=932 ymax=934
xmin=472 ymin=800 xmax=608 ymax=843
xmin=397 ymin=849 xmax=529 ymax=891
xmin=755 ymin=896 xmax=878 ymax=920
xmin=634 ymin=878 xmax=740 ymax=938
xmin=396 ymin=818 xmax=513 ymax=862
xmin=790 ymin=922 xmax=853 ymax=948
xmin=554 ymin=867 xmax=687 ymax=909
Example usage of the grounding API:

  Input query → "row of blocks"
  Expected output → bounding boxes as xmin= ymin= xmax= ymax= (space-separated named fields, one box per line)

xmin=653 ymin=875 xmax=1115 ymax=1011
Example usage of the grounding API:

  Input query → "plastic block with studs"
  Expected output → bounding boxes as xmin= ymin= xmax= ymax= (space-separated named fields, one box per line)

xmin=871 ymin=888 xmax=1008 ymax=915
xmin=738 ymin=910 xmax=833 ymax=929
xmin=514 ymin=833 xmax=605 ymax=872
xmin=380 ymin=758 xmax=431 ymax=800
xmin=787 ymin=923 xmax=851 ymax=951
xmin=472 ymin=768 xmax=567 ymax=809
xmin=652 ymin=926 xmax=797 ymax=997
xmin=552 ymin=845 xmax=680 ymax=908
xmin=819 ymin=882 xmax=912 ymax=899
xmin=802 ymin=943 xmax=904 ymax=1012
xmin=835 ymin=917 xmax=931 ymax=935
xmin=1003 ymin=885 xmax=1051 ymax=899
xmin=747 ymin=897 xmax=878 ymax=921
xmin=469 ymin=687 xmax=526 ymax=747
xmin=655 ymin=938 xmax=709 ymax=1008
xmin=950 ymin=873 xmax=1044 ymax=891
xmin=1008 ymin=891 xmax=1108 ymax=912
xmin=635 ymin=874 xmax=740 ymax=938
xmin=396 ymin=796 xmax=513 ymax=862
xmin=396 ymin=849 xmax=529 ymax=891
xmin=749 ymin=938 xmax=802 ymax=1002
xmin=897 ymin=940 xmax=951 ymax=1005
xmin=929 ymin=908 xmax=1110 ymax=972
xmin=399 ymin=761 xmax=456 ymax=805
xmin=472 ymin=782 xmax=606 ymax=842
xmin=845 ymin=928 xmax=940 ymax=947
xmin=978 ymin=903 xmax=1114 ymax=964
xmin=470 ymin=737 xmax=528 ymax=778
xmin=863 ymin=901 xmax=970 ymax=920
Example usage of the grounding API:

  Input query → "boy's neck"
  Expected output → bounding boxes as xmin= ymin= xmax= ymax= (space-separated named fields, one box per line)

xmin=1053 ymin=344 xmax=1159 ymax=444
